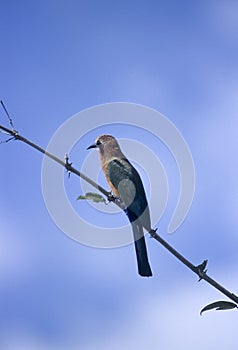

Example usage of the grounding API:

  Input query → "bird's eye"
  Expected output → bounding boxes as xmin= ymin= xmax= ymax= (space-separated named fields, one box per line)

xmin=96 ymin=140 xmax=101 ymax=146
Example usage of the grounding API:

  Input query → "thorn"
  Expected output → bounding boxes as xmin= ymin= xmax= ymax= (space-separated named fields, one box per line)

xmin=197 ymin=259 xmax=208 ymax=272
xmin=149 ymin=228 xmax=158 ymax=238
xmin=195 ymin=259 xmax=208 ymax=281
xmin=64 ymin=153 xmax=72 ymax=178
xmin=0 ymin=136 xmax=15 ymax=144
xmin=198 ymin=270 xmax=208 ymax=282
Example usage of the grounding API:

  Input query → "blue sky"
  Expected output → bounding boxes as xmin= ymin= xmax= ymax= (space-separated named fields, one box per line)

xmin=1 ymin=0 xmax=238 ymax=349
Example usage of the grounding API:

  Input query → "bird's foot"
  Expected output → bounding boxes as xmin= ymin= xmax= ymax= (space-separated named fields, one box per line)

xmin=106 ymin=191 xmax=117 ymax=202
xmin=106 ymin=191 xmax=122 ymax=204
xmin=105 ymin=191 xmax=126 ymax=210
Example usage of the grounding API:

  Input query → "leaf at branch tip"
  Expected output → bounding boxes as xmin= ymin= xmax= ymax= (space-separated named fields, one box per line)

xmin=77 ymin=192 xmax=106 ymax=204
xmin=200 ymin=301 xmax=238 ymax=315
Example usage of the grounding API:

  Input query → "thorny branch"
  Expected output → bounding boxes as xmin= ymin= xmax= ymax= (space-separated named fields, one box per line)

xmin=1 ymin=121 xmax=238 ymax=308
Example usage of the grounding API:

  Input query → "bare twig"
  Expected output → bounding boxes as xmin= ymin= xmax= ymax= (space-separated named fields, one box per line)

xmin=1 ymin=122 xmax=238 ymax=306
xmin=0 ymin=100 xmax=15 ymax=130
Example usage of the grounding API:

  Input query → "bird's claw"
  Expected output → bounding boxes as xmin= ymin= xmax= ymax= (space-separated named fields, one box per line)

xmin=106 ymin=191 xmax=115 ymax=202
xmin=106 ymin=192 xmax=126 ymax=210
xmin=106 ymin=192 xmax=121 ymax=204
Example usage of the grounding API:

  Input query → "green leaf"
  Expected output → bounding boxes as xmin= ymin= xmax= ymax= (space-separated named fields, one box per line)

xmin=200 ymin=301 xmax=237 ymax=315
xmin=77 ymin=192 xmax=106 ymax=204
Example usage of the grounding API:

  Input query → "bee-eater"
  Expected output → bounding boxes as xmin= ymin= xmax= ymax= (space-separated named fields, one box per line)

xmin=87 ymin=135 xmax=152 ymax=277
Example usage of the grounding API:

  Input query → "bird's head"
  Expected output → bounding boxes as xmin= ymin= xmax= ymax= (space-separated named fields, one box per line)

xmin=87 ymin=134 xmax=124 ymax=162
xmin=87 ymin=134 xmax=119 ymax=152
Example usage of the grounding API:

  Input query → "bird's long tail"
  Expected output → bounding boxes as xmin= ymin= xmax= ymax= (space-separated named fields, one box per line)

xmin=131 ymin=222 xmax=152 ymax=277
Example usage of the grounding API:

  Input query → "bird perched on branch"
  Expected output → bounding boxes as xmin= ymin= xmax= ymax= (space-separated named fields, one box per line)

xmin=87 ymin=135 xmax=152 ymax=277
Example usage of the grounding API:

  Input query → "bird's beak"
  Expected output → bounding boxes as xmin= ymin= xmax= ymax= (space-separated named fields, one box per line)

xmin=87 ymin=144 xmax=97 ymax=150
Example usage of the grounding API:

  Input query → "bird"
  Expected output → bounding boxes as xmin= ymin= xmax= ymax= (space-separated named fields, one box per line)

xmin=87 ymin=134 xmax=152 ymax=277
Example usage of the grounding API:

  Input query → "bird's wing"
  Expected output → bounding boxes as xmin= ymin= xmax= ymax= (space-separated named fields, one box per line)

xmin=107 ymin=158 xmax=151 ymax=230
xmin=107 ymin=158 xmax=136 ymax=206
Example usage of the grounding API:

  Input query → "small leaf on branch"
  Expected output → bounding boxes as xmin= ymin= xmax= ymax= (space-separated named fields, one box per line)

xmin=200 ymin=301 xmax=238 ymax=315
xmin=77 ymin=192 xmax=106 ymax=204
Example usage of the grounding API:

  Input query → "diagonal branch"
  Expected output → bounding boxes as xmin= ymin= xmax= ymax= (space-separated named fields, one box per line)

xmin=1 ymin=123 xmax=238 ymax=305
